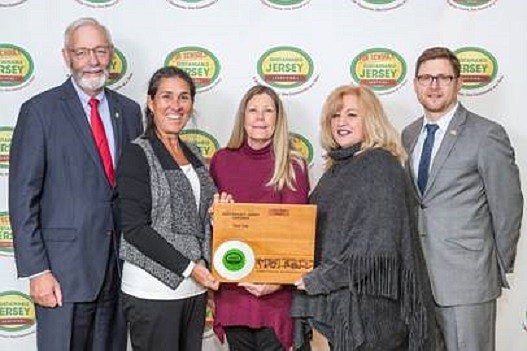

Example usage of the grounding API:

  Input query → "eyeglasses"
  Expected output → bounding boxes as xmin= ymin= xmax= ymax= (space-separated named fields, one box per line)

xmin=416 ymin=74 xmax=456 ymax=87
xmin=68 ymin=46 xmax=112 ymax=60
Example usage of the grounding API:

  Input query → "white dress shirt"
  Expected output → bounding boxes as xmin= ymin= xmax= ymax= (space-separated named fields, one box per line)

xmin=412 ymin=103 xmax=459 ymax=181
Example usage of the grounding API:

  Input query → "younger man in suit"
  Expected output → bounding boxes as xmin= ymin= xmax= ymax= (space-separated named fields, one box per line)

xmin=9 ymin=17 xmax=143 ymax=350
xmin=402 ymin=47 xmax=523 ymax=351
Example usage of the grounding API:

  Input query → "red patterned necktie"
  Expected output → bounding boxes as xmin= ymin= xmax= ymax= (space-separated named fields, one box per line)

xmin=88 ymin=98 xmax=115 ymax=187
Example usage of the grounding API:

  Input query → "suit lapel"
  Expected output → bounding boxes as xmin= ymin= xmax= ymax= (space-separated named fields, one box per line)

xmin=60 ymin=79 xmax=104 ymax=175
xmin=106 ymin=89 xmax=124 ymax=161
xmin=405 ymin=117 xmax=423 ymax=197
xmin=424 ymin=105 xmax=467 ymax=196
xmin=60 ymin=79 xmax=116 ymax=188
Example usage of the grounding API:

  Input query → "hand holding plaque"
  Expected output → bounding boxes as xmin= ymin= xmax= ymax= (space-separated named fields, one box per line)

xmin=212 ymin=203 xmax=316 ymax=284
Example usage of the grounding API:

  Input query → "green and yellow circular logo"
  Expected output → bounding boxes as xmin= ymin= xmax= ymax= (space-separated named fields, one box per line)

xmin=106 ymin=47 xmax=130 ymax=89
xmin=0 ymin=127 xmax=13 ymax=172
xmin=257 ymin=46 xmax=315 ymax=92
xmin=180 ymin=129 xmax=219 ymax=162
xmin=165 ymin=47 xmax=221 ymax=92
xmin=261 ymin=0 xmax=311 ymax=9
xmin=290 ymin=133 xmax=313 ymax=165
xmin=75 ymin=0 xmax=120 ymax=7
xmin=0 ymin=291 xmax=36 ymax=337
xmin=0 ymin=44 xmax=34 ymax=90
xmin=353 ymin=0 xmax=407 ymax=11
xmin=350 ymin=48 xmax=406 ymax=94
xmin=0 ymin=0 xmax=28 ymax=7
xmin=0 ymin=212 xmax=13 ymax=256
xmin=455 ymin=47 xmax=499 ymax=94
xmin=166 ymin=0 xmax=218 ymax=9
xmin=448 ymin=0 xmax=496 ymax=10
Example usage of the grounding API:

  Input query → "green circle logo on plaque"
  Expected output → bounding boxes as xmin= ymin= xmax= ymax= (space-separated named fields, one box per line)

xmin=213 ymin=241 xmax=255 ymax=281
xmin=223 ymin=249 xmax=246 ymax=272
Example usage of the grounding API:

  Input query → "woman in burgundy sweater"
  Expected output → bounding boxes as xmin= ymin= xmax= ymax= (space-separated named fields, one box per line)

xmin=209 ymin=85 xmax=310 ymax=351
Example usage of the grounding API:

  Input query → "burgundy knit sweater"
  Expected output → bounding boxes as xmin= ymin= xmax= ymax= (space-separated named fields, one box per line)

xmin=209 ymin=141 xmax=310 ymax=349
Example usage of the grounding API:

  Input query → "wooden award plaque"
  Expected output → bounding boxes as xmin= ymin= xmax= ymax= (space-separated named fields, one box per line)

xmin=212 ymin=202 xmax=316 ymax=284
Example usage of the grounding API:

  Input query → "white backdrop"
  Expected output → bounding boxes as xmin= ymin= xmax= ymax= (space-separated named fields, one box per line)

xmin=0 ymin=1 xmax=526 ymax=350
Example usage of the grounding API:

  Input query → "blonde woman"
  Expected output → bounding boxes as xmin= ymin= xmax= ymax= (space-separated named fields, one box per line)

xmin=292 ymin=85 xmax=439 ymax=350
xmin=209 ymin=85 xmax=309 ymax=351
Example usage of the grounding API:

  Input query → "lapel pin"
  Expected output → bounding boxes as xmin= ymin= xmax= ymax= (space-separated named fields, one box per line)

xmin=115 ymin=112 xmax=119 ymax=119
xmin=449 ymin=130 xmax=457 ymax=136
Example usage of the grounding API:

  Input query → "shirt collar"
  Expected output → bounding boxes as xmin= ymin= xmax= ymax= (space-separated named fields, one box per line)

xmin=70 ymin=77 xmax=106 ymax=107
xmin=421 ymin=102 xmax=459 ymax=133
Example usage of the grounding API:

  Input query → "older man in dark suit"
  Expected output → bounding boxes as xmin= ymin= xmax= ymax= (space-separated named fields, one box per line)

xmin=9 ymin=17 xmax=143 ymax=351
xmin=402 ymin=47 xmax=523 ymax=351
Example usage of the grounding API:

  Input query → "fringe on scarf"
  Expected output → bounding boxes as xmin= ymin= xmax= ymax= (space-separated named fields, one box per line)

xmin=401 ymin=268 xmax=428 ymax=351
xmin=347 ymin=254 xmax=428 ymax=351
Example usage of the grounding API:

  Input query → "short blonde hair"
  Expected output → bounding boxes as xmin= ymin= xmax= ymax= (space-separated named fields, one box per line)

xmin=226 ymin=85 xmax=304 ymax=191
xmin=320 ymin=85 xmax=406 ymax=165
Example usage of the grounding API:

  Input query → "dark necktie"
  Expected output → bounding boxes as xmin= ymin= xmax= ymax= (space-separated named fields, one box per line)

xmin=88 ymin=98 xmax=115 ymax=187
xmin=417 ymin=123 xmax=439 ymax=194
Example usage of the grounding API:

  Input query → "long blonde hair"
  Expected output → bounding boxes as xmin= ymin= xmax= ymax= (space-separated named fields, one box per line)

xmin=320 ymin=85 xmax=406 ymax=166
xmin=226 ymin=85 xmax=304 ymax=191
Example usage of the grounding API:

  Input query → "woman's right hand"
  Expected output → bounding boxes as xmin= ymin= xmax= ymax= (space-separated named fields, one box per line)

xmin=191 ymin=263 xmax=219 ymax=291
xmin=208 ymin=191 xmax=235 ymax=218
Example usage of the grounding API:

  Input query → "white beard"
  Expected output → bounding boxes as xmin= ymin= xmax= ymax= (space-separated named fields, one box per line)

xmin=74 ymin=70 xmax=109 ymax=92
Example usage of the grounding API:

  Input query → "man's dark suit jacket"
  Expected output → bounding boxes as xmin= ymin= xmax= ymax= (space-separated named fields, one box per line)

xmin=9 ymin=78 xmax=143 ymax=302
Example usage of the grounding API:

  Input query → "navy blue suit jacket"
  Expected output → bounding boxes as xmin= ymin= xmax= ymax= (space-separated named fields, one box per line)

xmin=9 ymin=78 xmax=143 ymax=302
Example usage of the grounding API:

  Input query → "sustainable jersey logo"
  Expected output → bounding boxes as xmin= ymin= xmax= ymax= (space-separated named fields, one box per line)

xmin=165 ymin=47 xmax=221 ymax=92
xmin=0 ymin=127 xmax=13 ymax=174
xmin=166 ymin=0 xmax=218 ymax=9
xmin=353 ymin=0 xmax=407 ymax=11
xmin=261 ymin=0 xmax=311 ymax=10
xmin=75 ymin=0 xmax=120 ymax=7
xmin=179 ymin=129 xmax=219 ymax=163
xmin=448 ymin=0 xmax=497 ymax=10
xmin=0 ymin=44 xmax=34 ymax=91
xmin=350 ymin=48 xmax=407 ymax=94
xmin=213 ymin=241 xmax=255 ymax=281
xmin=0 ymin=291 xmax=36 ymax=338
xmin=106 ymin=47 xmax=132 ymax=90
xmin=455 ymin=47 xmax=502 ymax=95
xmin=256 ymin=46 xmax=318 ymax=95
xmin=0 ymin=212 xmax=13 ymax=256
xmin=290 ymin=133 xmax=314 ymax=165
